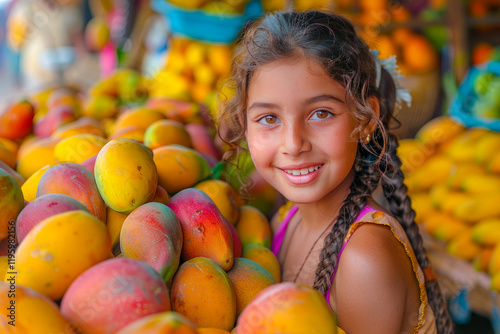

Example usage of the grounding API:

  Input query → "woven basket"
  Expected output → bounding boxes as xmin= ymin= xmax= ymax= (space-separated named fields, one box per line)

xmin=391 ymin=70 xmax=441 ymax=139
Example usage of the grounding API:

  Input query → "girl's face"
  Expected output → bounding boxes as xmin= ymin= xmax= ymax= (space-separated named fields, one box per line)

xmin=246 ymin=56 xmax=359 ymax=204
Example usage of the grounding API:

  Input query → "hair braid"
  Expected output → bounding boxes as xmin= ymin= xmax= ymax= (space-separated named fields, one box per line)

xmin=313 ymin=150 xmax=382 ymax=295
xmin=381 ymin=133 xmax=454 ymax=334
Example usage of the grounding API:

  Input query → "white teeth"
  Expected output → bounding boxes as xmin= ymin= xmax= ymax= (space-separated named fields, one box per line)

xmin=284 ymin=165 xmax=322 ymax=176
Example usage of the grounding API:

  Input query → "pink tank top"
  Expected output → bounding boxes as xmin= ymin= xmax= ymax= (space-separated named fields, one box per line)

xmin=271 ymin=204 xmax=375 ymax=309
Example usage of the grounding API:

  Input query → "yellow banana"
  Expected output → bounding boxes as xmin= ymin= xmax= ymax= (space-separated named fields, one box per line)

xmin=491 ymin=272 xmax=500 ymax=293
xmin=475 ymin=132 xmax=500 ymax=165
xmin=471 ymin=218 xmax=500 ymax=247
xmin=445 ymin=128 xmax=491 ymax=163
xmin=440 ymin=192 xmax=471 ymax=215
xmin=429 ymin=184 xmax=449 ymax=209
xmin=453 ymin=193 xmax=500 ymax=223
xmin=473 ymin=247 xmax=494 ymax=272
xmin=415 ymin=116 xmax=465 ymax=149
xmin=447 ymin=230 xmax=481 ymax=261
xmin=409 ymin=192 xmax=433 ymax=224
xmin=404 ymin=154 xmax=454 ymax=192
xmin=460 ymin=174 xmax=500 ymax=195
xmin=489 ymin=152 xmax=500 ymax=174
xmin=490 ymin=242 xmax=500 ymax=275
xmin=434 ymin=220 xmax=469 ymax=243
xmin=424 ymin=211 xmax=463 ymax=236
xmin=397 ymin=138 xmax=434 ymax=176
xmin=446 ymin=163 xmax=486 ymax=190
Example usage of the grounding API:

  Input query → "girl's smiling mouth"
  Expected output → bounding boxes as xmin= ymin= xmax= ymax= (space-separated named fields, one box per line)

xmin=280 ymin=164 xmax=324 ymax=184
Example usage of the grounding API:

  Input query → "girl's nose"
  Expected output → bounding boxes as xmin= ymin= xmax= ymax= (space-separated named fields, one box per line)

xmin=282 ymin=122 xmax=311 ymax=156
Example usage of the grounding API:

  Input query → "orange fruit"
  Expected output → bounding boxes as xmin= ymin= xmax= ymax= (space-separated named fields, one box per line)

xmin=243 ymin=244 xmax=282 ymax=283
xmin=171 ymin=257 xmax=236 ymax=331
xmin=392 ymin=27 xmax=413 ymax=47
xmin=358 ymin=0 xmax=387 ymax=11
xmin=237 ymin=283 xmax=337 ymax=334
xmin=472 ymin=43 xmax=494 ymax=65
xmin=235 ymin=205 xmax=273 ymax=249
xmin=374 ymin=35 xmax=398 ymax=60
xmin=402 ymin=35 xmax=438 ymax=73
xmin=227 ymin=258 xmax=276 ymax=316
xmin=195 ymin=179 xmax=245 ymax=225
xmin=143 ymin=119 xmax=192 ymax=150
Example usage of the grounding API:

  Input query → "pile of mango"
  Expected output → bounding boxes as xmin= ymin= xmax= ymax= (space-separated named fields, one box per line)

xmin=0 ymin=73 xmax=338 ymax=332
xmin=398 ymin=116 xmax=500 ymax=291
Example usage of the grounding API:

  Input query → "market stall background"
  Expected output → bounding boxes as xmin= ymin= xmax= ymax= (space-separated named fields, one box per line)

xmin=1 ymin=0 xmax=500 ymax=333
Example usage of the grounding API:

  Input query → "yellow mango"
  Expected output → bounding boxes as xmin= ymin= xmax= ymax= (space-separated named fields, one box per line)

xmin=16 ymin=137 xmax=60 ymax=179
xmin=0 ymin=283 xmax=77 ymax=333
xmin=15 ymin=210 xmax=112 ymax=300
xmin=20 ymin=163 xmax=60 ymax=202
xmin=54 ymin=133 xmax=107 ymax=163
xmin=95 ymin=139 xmax=158 ymax=214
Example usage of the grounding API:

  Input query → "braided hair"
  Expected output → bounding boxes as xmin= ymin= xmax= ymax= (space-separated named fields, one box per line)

xmin=218 ymin=10 xmax=453 ymax=333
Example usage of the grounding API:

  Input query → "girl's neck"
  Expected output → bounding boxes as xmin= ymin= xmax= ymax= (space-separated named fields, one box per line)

xmin=296 ymin=168 xmax=355 ymax=232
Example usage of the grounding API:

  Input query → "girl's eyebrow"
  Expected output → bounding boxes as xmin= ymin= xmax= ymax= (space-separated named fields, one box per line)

xmin=304 ymin=94 xmax=345 ymax=105
xmin=247 ymin=102 xmax=281 ymax=112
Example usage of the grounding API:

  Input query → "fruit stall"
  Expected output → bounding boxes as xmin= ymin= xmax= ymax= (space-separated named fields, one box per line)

xmin=1 ymin=0 xmax=500 ymax=333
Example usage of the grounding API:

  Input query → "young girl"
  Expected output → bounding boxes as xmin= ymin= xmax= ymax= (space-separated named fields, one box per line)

xmin=218 ymin=10 xmax=453 ymax=334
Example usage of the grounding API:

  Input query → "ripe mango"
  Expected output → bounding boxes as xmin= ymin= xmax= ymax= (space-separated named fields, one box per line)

xmin=236 ymin=205 xmax=273 ymax=249
xmin=51 ymin=116 xmax=105 ymax=139
xmin=37 ymin=163 xmax=106 ymax=222
xmin=195 ymin=179 xmax=245 ymax=225
xmin=0 ymin=283 xmax=77 ymax=333
xmin=16 ymin=194 xmax=88 ymax=243
xmin=117 ymin=312 xmax=198 ymax=334
xmin=0 ymin=100 xmax=35 ymax=140
xmin=227 ymin=258 xmax=276 ymax=316
xmin=243 ymin=244 xmax=281 ymax=283
xmin=0 ymin=160 xmax=24 ymax=186
xmin=167 ymin=188 xmax=234 ymax=271
xmin=16 ymin=210 xmax=112 ymax=300
xmin=0 ymin=168 xmax=24 ymax=239
xmin=16 ymin=137 xmax=60 ymax=179
xmin=143 ymin=119 xmax=192 ymax=150
xmin=61 ymin=257 xmax=171 ymax=334
xmin=171 ymin=257 xmax=236 ymax=331
xmin=120 ymin=202 xmax=183 ymax=283
xmin=237 ymin=283 xmax=337 ymax=334
xmin=95 ymin=139 xmax=158 ymax=214
xmin=54 ymin=133 xmax=107 ymax=164
xmin=20 ymin=163 xmax=60 ymax=202
xmin=153 ymin=145 xmax=211 ymax=194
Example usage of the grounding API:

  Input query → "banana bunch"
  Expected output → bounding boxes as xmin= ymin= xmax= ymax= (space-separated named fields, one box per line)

xmin=401 ymin=116 xmax=500 ymax=292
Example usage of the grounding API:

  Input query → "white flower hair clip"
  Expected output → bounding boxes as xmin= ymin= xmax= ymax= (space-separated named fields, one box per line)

xmin=370 ymin=50 xmax=412 ymax=110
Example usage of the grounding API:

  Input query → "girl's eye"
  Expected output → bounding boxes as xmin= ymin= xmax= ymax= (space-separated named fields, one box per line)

xmin=311 ymin=109 xmax=333 ymax=120
xmin=258 ymin=115 xmax=279 ymax=125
